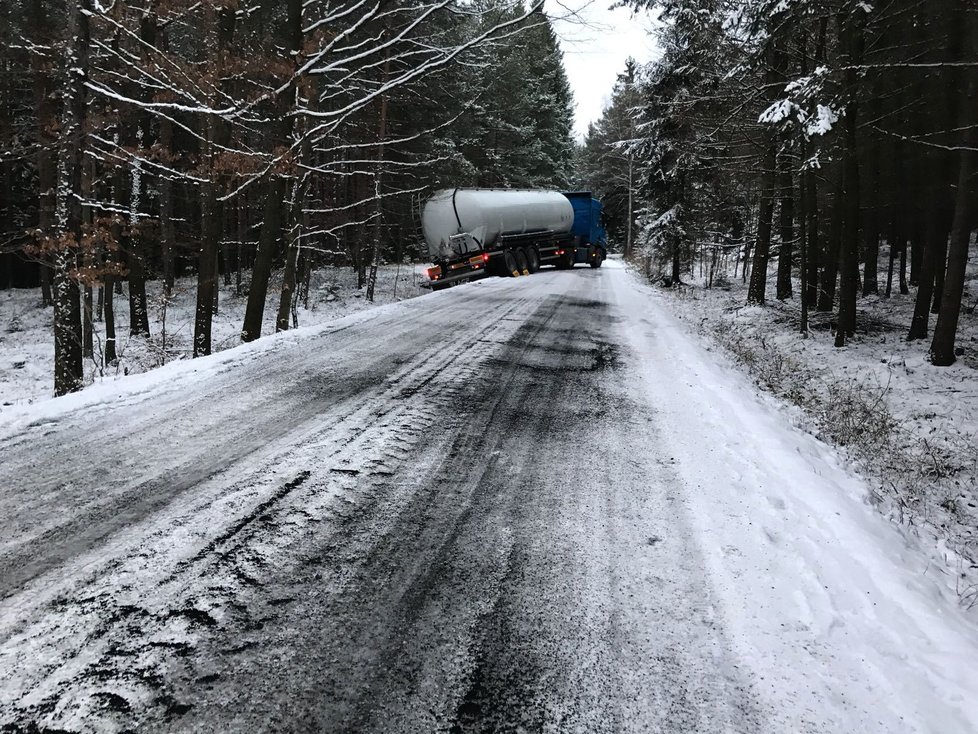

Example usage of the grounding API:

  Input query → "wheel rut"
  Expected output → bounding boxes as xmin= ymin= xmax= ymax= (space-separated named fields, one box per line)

xmin=0 ymin=292 xmax=543 ymax=731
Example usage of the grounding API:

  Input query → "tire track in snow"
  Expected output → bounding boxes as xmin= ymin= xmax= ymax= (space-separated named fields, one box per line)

xmin=0 ymin=286 xmax=530 ymax=596
xmin=0 ymin=288 xmax=550 ymax=732
xmin=4 ymin=269 xmax=763 ymax=733
xmin=167 ymin=286 xmax=762 ymax=733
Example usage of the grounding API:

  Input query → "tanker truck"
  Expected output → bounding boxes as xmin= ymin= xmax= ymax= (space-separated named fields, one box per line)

xmin=422 ymin=189 xmax=607 ymax=290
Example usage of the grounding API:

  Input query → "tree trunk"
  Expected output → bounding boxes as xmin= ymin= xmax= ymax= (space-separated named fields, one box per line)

xmin=746 ymin=38 xmax=784 ymax=305
xmin=212 ymin=245 xmax=220 ymax=315
xmin=242 ymin=177 xmax=285 ymax=342
xmin=626 ymin=154 xmax=634 ymax=260
xmin=884 ymin=241 xmax=896 ymax=298
xmin=356 ymin=215 xmax=367 ymax=289
xmin=0 ymin=53 xmax=10 ymax=290
xmin=861 ymin=164 xmax=879 ymax=297
xmin=929 ymin=71 xmax=977 ymax=365
xmin=817 ymin=166 xmax=844 ymax=312
xmin=907 ymin=215 xmax=945 ymax=340
xmin=105 ymin=218 xmax=122 ymax=364
xmin=30 ymin=0 xmax=56 ymax=308
xmin=127 ymin=242 xmax=150 ymax=337
xmin=775 ymin=156 xmax=794 ymax=300
xmin=275 ymin=0 xmax=308 ymax=330
xmin=899 ymin=240 xmax=909 ymax=295
xmin=222 ymin=236 xmax=232 ymax=287
xmin=159 ymin=118 xmax=176 ymax=296
xmin=671 ymin=243 xmax=682 ymax=285
xmin=236 ymin=194 xmax=246 ymax=296
xmin=801 ymin=18 xmax=825 ymax=312
xmin=193 ymin=5 xmax=235 ymax=351
xmin=127 ymin=123 xmax=150 ymax=338
xmin=366 ymin=49 xmax=391 ymax=303
xmin=81 ymin=160 xmax=93 ymax=359
xmin=834 ymin=12 xmax=862 ymax=347
xmin=928 ymin=5 xmax=964 ymax=315
xmin=930 ymin=232 xmax=949 ymax=314
xmin=799 ymin=153 xmax=810 ymax=333
xmin=39 ymin=266 xmax=53 ymax=308
xmin=365 ymin=175 xmax=384 ymax=303
xmin=194 ymin=179 xmax=220 ymax=357
xmin=746 ymin=142 xmax=777 ymax=304
xmin=83 ymin=284 xmax=93 ymax=359
xmin=302 ymin=249 xmax=312 ymax=310
xmin=909 ymin=215 xmax=923 ymax=287
xmin=53 ymin=266 xmax=83 ymax=396
xmin=930 ymin=198 xmax=975 ymax=364
xmin=276 ymin=159 xmax=304 ymax=331
xmin=804 ymin=163 xmax=819 ymax=309
xmin=52 ymin=0 xmax=92 ymax=396
xmin=885 ymin=138 xmax=906 ymax=299
xmin=835 ymin=162 xmax=860 ymax=345
xmin=276 ymin=223 xmax=301 ymax=332
xmin=104 ymin=275 xmax=116 ymax=364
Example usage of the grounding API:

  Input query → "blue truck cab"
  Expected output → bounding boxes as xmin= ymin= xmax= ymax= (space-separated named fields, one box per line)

xmin=563 ymin=191 xmax=608 ymax=268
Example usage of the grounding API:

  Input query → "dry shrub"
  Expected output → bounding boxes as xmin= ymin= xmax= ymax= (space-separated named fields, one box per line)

xmin=819 ymin=377 xmax=896 ymax=451
xmin=685 ymin=301 xmax=978 ymax=599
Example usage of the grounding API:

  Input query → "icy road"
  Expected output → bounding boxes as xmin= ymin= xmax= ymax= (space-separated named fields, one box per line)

xmin=1 ymin=261 xmax=977 ymax=733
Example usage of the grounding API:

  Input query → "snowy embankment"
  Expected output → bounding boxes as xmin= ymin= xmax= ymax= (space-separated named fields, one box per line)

xmin=644 ymin=267 xmax=978 ymax=606
xmin=613 ymin=264 xmax=978 ymax=732
xmin=0 ymin=264 xmax=425 ymax=411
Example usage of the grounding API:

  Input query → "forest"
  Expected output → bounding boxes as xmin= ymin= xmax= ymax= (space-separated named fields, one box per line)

xmin=3 ymin=0 xmax=976 ymax=398
xmin=582 ymin=0 xmax=977 ymax=364
xmin=0 ymin=0 xmax=575 ymax=395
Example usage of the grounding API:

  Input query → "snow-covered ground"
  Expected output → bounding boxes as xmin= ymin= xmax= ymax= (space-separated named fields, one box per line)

xmin=0 ymin=264 xmax=425 ymax=410
xmin=647 ymin=265 xmax=978 ymax=607
xmin=613 ymin=267 xmax=978 ymax=732
xmin=1 ymin=260 xmax=977 ymax=731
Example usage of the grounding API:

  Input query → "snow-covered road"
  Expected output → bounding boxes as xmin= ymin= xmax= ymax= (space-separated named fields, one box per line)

xmin=1 ymin=262 xmax=977 ymax=732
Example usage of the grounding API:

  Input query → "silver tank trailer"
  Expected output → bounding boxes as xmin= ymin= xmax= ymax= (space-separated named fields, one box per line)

xmin=422 ymin=188 xmax=574 ymax=261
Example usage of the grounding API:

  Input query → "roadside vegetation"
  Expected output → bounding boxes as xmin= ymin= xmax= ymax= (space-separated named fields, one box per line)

xmin=1 ymin=264 xmax=423 ymax=407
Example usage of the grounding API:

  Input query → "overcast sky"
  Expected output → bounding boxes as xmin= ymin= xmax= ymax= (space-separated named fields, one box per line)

xmin=546 ymin=2 xmax=660 ymax=140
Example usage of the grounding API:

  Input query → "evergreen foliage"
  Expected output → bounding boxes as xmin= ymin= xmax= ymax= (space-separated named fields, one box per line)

xmin=582 ymin=0 xmax=978 ymax=363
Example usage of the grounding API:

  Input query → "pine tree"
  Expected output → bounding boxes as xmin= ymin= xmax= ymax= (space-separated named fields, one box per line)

xmin=579 ymin=60 xmax=643 ymax=255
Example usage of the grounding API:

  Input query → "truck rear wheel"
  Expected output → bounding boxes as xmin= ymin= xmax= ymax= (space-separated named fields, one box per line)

xmin=526 ymin=248 xmax=540 ymax=273
xmin=515 ymin=249 xmax=530 ymax=276
xmin=503 ymin=250 xmax=520 ymax=277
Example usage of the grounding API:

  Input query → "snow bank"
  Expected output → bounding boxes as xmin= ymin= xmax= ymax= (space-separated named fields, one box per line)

xmin=637 ymin=266 xmax=978 ymax=606
xmin=0 ymin=264 xmax=425 ymax=417
xmin=614 ymin=268 xmax=978 ymax=732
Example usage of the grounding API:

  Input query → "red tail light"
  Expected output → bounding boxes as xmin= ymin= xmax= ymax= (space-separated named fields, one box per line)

xmin=482 ymin=253 xmax=490 ymax=262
